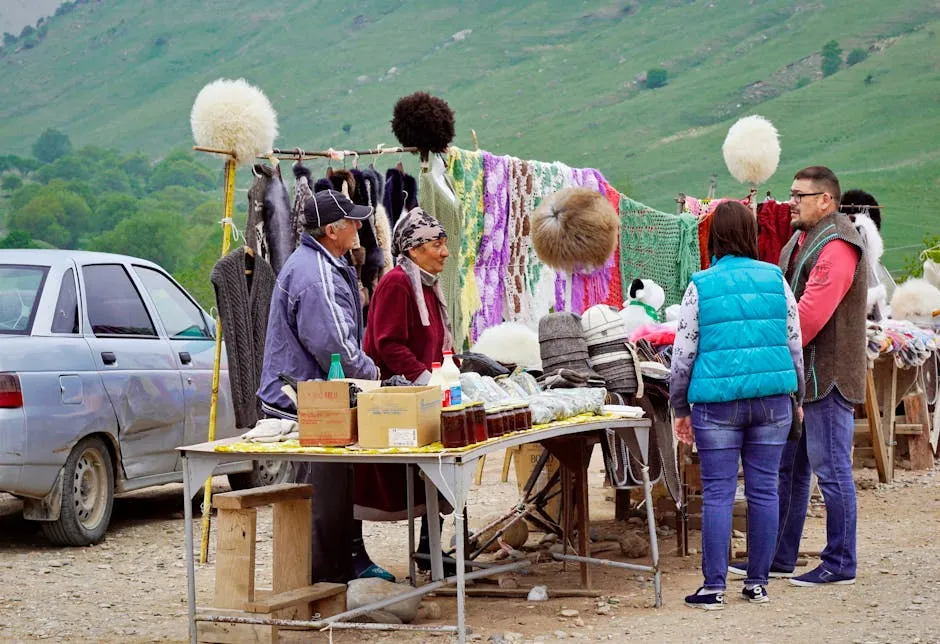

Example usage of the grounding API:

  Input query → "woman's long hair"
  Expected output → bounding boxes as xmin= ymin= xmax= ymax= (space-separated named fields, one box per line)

xmin=707 ymin=201 xmax=759 ymax=261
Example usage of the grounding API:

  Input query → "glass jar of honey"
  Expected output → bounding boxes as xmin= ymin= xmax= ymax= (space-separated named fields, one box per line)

xmin=440 ymin=404 xmax=468 ymax=448
xmin=467 ymin=403 xmax=488 ymax=444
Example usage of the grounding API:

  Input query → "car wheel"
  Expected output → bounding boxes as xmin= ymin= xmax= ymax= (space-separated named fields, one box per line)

xmin=227 ymin=459 xmax=295 ymax=490
xmin=41 ymin=436 xmax=114 ymax=546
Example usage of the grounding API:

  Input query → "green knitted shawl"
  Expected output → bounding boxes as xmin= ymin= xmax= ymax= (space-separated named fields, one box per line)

xmin=618 ymin=194 xmax=701 ymax=308
xmin=446 ymin=148 xmax=485 ymax=349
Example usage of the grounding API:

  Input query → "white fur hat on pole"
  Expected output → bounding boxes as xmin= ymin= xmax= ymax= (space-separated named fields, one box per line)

xmin=722 ymin=115 xmax=780 ymax=185
xmin=190 ymin=78 xmax=278 ymax=166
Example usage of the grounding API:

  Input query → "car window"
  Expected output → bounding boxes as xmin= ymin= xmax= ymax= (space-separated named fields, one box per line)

xmin=83 ymin=264 xmax=157 ymax=337
xmin=133 ymin=266 xmax=212 ymax=339
xmin=51 ymin=268 xmax=80 ymax=334
xmin=0 ymin=265 xmax=48 ymax=335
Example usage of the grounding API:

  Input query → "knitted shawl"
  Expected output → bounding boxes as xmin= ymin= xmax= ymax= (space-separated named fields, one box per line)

xmin=210 ymin=248 xmax=276 ymax=429
xmin=567 ymin=167 xmax=614 ymax=314
xmin=473 ymin=152 xmax=512 ymax=340
xmin=600 ymin=180 xmax=624 ymax=309
xmin=446 ymin=147 xmax=485 ymax=346
xmin=619 ymin=194 xmax=701 ymax=307
xmin=504 ymin=157 xmax=537 ymax=324
xmin=528 ymin=160 xmax=571 ymax=320
xmin=418 ymin=169 xmax=464 ymax=350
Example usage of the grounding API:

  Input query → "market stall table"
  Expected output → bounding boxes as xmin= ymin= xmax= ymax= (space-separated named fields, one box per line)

xmin=179 ymin=414 xmax=653 ymax=643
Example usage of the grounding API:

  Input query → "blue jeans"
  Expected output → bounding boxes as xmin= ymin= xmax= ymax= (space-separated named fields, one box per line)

xmin=692 ymin=394 xmax=791 ymax=589
xmin=773 ymin=390 xmax=857 ymax=578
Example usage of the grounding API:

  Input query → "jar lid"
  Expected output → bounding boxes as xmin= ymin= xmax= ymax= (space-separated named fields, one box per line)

xmin=442 ymin=404 xmax=468 ymax=412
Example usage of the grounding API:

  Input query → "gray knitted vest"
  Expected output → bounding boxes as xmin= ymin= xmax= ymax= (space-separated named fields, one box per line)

xmin=210 ymin=248 xmax=276 ymax=428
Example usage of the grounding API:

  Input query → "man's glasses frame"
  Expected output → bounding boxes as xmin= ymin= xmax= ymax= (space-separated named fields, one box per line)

xmin=789 ymin=191 xmax=826 ymax=202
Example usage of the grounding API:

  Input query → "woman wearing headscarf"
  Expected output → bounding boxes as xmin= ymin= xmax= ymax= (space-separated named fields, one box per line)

xmin=670 ymin=201 xmax=805 ymax=610
xmin=351 ymin=208 xmax=454 ymax=581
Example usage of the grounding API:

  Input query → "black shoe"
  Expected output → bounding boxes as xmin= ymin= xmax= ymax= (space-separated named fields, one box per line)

xmin=741 ymin=584 xmax=770 ymax=603
xmin=684 ymin=587 xmax=725 ymax=610
xmin=728 ymin=559 xmax=795 ymax=578
xmin=415 ymin=552 xmax=459 ymax=576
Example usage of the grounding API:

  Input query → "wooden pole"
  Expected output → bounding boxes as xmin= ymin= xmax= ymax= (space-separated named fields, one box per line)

xmin=200 ymin=156 xmax=237 ymax=564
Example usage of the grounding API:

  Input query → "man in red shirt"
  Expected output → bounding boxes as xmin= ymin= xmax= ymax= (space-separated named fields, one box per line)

xmin=730 ymin=166 xmax=867 ymax=586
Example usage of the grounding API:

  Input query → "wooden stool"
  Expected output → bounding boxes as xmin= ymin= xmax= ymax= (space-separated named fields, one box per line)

xmin=197 ymin=483 xmax=346 ymax=644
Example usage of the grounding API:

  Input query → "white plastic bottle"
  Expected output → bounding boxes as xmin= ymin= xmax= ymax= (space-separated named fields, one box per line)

xmin=428 ymin=361 xmax=449 ymax=406
xmin=441 ymin=351 xmax=462 ymax=405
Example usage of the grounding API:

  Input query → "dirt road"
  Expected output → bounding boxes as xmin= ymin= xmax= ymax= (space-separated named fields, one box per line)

xmin=1 ymin=454 xmax=938 ymax=643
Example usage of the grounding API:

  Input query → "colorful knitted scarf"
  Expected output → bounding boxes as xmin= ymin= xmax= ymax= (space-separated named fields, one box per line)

xmin=446 ymin=147 xmax=485 ymax=346
xmin=473 ymin=152 xmax=512 ymax=339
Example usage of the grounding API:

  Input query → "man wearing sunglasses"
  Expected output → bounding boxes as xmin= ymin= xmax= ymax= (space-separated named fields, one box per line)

xmin=730 ymin=166 xmax=867 ymax=587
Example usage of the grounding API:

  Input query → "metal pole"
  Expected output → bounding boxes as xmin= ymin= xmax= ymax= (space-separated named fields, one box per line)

xmin=200 ymin=156 xmax=237 ymax=564
xmin=641 ymin=464 xmax=663 ymax=607
xmin=319 ymin=560 xmax=529 ymax=626
xmin=455 ymin=509 xmax=467 ymax=644
xmin=182 ymin=455 xmax=197 ymax=644
xmin=551 ymin=552 xmax=655 ymax=574
xmin=195 ymin=615 xmax=458 ymax=633
xmin=406 ymin=464 xmax=416 ymax=586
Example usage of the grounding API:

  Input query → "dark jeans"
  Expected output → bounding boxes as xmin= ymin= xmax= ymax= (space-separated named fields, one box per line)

xmin=773 ymin=390 xmax=857 ymax=578
xmin=693 ymin=394 xmax=791 ymax=589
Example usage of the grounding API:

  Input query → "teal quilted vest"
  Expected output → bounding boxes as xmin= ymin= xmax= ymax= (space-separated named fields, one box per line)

xmin=687 ymin=255 xmax=797 ymax=403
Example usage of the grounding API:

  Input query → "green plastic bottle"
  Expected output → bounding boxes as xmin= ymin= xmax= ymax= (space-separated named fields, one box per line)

xmin=327 ymin=353 xmax=345 ymax=380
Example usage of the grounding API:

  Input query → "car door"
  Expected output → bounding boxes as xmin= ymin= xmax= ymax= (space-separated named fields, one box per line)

xmin=79 ymin=263 xmax=185 ymax=478
xmin=131 ymin=265 xmax=237 ymax=452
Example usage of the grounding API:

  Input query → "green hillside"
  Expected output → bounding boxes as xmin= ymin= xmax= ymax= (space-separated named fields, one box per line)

xmin=1 ymin=0 xmax=939 ymax=272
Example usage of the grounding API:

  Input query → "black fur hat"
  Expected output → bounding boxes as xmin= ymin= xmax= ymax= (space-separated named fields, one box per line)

xmin=391 ymin=92 xmax=455 ymax=153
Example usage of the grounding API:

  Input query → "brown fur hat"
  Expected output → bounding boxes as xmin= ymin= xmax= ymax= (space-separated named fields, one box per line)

xmin=532 ymin=187 xmax=619 ymax=272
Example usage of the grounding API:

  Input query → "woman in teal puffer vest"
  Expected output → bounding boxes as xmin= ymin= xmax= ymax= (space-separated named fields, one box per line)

xmin=670 ymin=201 xmax=805 ymax=610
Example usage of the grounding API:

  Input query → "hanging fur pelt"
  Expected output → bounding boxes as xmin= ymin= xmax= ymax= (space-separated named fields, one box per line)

xmin=854 ymin=213 xmax=887 ymax=317
xmin=532 ymin=187 xmax=619 ymax=272
xmin=373 ymin=204 xmax=393 ymax=275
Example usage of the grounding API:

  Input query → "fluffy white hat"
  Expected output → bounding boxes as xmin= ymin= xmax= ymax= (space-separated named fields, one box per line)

xmin=722 ymin=115 xmax=780 ymax=185
xmin=890 ymin=278 xmax=940 ymax=325
xmin=191 ymin=78 xmax=278 ymax=166
xmin=471 ymin=322 xmax=543 ymax=371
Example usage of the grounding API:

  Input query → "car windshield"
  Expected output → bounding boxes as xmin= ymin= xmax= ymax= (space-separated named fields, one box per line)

xmin=0 ymin=265 xmax=48 ymax=335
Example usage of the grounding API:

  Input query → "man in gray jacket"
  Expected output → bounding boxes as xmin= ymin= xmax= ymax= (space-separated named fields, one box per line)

xmin=258 ymin=189 xmax=380 ymax=583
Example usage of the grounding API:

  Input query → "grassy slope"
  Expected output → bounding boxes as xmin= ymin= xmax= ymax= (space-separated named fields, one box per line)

xmin=1 ymin=0 xmax=938 ymax=271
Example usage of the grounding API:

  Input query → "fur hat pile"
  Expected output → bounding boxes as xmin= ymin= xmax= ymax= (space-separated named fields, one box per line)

xmin=532 ymin=187 xmax=619 ymax=272
xmin=470 ymin=322 xmax=542 ymax=371
xmin=391 ymin=92 xmax=455 ymax=154
xmin=191 ymin=78 xmax=278 ymax=166
xmin=722 ymin=115 xmax=780 ymax=186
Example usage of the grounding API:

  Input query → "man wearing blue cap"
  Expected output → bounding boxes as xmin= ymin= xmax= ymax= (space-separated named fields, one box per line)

xmin=258 ymin=188 xmax=384 ymax=583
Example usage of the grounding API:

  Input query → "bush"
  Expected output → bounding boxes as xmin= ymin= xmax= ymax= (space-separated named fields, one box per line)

xmin=847 ymin=48 xmax=868 ymax=66
xmin=646 ymin=68 xmax=668 ymax=89
xmin=821 ymin=40 xmax=842 ymax=77
xmin=32 ymin=129 xmax=72 ymax=164
xmin=796 ymin=76 xmax=811 ymax=89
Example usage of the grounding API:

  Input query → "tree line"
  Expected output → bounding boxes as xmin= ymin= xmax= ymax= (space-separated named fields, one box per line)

xmin=0 ymin=129 xmax=231 ymax=308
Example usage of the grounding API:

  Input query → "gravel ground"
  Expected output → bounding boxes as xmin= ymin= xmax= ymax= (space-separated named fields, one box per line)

xmin=1 ymin=451 xmax=938 ymax=643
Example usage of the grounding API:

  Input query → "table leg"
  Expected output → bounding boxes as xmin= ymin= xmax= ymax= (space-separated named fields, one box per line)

xmin=424 ymin=475 xmax=444 ymax=581
xmin=574 ymin=442 xmax=591 ymax=588
xmin=641 ymin=464 xmax=662 ymax=608
xmin=455 ymin=504 xmax=467 ymax=643
xmin=182 ymin=455 xmax=197 ymax=644
xmin=407 ymin=464 xmax=416 ymax=586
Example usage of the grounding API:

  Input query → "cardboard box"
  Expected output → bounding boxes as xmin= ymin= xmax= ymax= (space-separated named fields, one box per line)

xmin=356 ymin=386 xmax=441 ymax=448
xmin=297 ymin=380 xmax=374 ymax=447
xmin=513 ymin=443 xmax=562 ymax=526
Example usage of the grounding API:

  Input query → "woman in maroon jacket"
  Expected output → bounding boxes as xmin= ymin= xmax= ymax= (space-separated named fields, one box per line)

xmin=354 ymin=207 xmax=453 ymax=580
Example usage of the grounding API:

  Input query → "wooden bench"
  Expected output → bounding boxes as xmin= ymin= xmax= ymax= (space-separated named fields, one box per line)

xmin=197 ymin=483 xmax=346 ymax=644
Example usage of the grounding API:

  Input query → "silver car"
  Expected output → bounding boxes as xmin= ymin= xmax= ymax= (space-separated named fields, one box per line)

xmin=0 ymin=250 xmax=289 ymax=545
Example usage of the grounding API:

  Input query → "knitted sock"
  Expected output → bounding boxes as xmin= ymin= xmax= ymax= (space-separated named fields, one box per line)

xmin=697 ymin=587 xmax=723 ymax=595
xmin=744 ymin=583 xmax=761 ymax=590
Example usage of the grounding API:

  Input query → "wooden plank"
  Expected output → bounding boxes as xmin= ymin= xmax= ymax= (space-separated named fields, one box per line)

xmin=272 ymin=498 xmax=313 ymax=620
xmin=214 ymin=508 xmax=257 ymax=609
xmin=245 ymin=583 xmax=345 ymax=614
xmin=875 ymin=358 xmax=897 ymax=481
xmin=213 ymin=483 xmax=313 ymax=510
xmin=903 ymin=391 xmax=935 ymax=471
xmin=501 ymin=448 xmax=516 ymax=483
xmin=895 ymin=423 xmax=926 ymax=436
xmin=474 ymin=455 xmax=486 ymax=486
xmin=864 ymin=367 xmax=890 ymax=484
xmin=575 ymin=441 xmax=591 ymax=589
xmin=196 ymin=608 xmax=274 ymax=644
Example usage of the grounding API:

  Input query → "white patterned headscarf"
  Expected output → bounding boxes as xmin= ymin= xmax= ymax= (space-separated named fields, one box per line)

xmin=392 ymin=208 xmax=453 ymax=350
